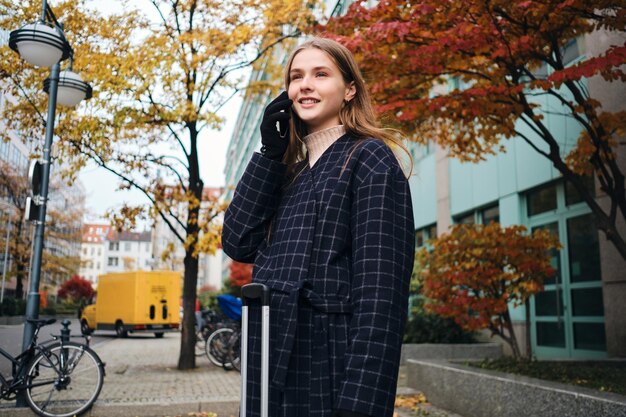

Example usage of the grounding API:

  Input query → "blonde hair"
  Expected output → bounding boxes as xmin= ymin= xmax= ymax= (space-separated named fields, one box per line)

xmin=281 ymin=37 xmax=412 ymax=178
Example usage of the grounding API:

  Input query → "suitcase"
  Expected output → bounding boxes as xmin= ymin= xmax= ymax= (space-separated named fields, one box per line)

xmin=240 ymin=283 xmax=270 ymax=417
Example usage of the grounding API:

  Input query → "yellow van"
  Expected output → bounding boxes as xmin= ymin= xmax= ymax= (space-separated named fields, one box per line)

xmin=81 ymin=271 xmax=181 ymax=338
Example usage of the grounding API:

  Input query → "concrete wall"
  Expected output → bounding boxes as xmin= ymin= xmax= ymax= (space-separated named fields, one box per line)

xmin=585 ymin=30 xmax=626 ymax=358
xmin=401 ymin=343 xmax=502 ymax=364
xmin=407 ymin=359 xmax=626 ymax=417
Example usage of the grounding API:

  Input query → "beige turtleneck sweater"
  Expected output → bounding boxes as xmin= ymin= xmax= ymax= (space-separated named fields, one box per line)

xmin=303 ymin=125 xmax=346 ymax=167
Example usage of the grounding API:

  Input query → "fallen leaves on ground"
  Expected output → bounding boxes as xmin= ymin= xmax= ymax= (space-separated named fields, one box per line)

xmin=395 ymin=392 xmax=428 ymax=410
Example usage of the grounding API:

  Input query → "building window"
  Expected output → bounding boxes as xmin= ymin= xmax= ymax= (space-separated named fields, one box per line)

xmin=481 ymin=204 xmax=500 ymax=224
xmin=109 ymin=242 xmax=119 ymax=251
xmin=125 ymin=242 xmax=131 ymax=251
xmin=455 ymin=212 xmax=476 ymax=225
xmin=527 ymin=183 xmax=557 ymax=216
xmin=455 ymin=203 xmax=500 ymax=226
xmin=415 ymin=224 xmax=437 ymax=248
xmin=107 ymin=257 xmax=118 ymax=266
xmin=567 ymin=214 xmax=601 ymax=283
xmin=565 ymin=176 xmax=595 ymax=207
xmin=145 ymin=242 xmax=150 ymax=252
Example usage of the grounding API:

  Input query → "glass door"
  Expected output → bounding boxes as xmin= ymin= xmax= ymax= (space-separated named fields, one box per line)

xmin=531 ymin=222 xmax=570 ymax=357
xmin=527 ymin=182 xmax=606 ymax=359
xmin=566 ymin=214 xmax=606 ymax=355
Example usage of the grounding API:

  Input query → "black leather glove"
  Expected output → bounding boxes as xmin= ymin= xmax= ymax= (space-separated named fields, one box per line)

xmin=260 ymin=91 xmax=292 ymax=161
xmin=332 ymin=410 xmax=370 ymax=417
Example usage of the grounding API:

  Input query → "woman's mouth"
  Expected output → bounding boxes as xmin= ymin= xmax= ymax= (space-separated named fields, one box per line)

xmin=299 ymin=98 xmax=319 ymax=108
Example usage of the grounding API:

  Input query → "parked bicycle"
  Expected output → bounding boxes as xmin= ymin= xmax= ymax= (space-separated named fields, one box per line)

xmin=194 ymin=309 xmax=221 ymax=357
xmin=205 ymin=321 xmax=240 ymax=370
xmin=204 ymin=294 xmax=242 ymax=371
xmin=0 ymin=318 xmax=105 ymax=417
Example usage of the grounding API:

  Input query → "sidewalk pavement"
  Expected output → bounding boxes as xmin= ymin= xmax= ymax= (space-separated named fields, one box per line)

xmin=0 ymin=332 xmax=462 ymax=417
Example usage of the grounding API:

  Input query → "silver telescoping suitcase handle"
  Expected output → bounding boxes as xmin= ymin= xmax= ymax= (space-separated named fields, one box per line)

xmin=240 ymin=283 xmax=270 ymax=417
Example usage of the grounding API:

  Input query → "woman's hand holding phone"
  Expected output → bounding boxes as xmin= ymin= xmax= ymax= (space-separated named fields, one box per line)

xmin=260 ymin=91 xmax=292 ymax=161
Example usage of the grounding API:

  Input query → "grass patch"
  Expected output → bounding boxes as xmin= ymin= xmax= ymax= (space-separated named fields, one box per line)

xmin=470 ymin=357 xmax=626 ymax=395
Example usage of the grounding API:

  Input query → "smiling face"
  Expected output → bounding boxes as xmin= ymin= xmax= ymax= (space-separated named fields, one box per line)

xmin=287 ymin=48 xmax=356 ymax=134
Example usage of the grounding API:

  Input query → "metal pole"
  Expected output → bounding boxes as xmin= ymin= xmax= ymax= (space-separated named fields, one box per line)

xmin=41 ymin=0 xmax=48 ymax=21
xmin=16 ymin=61 xmax=59 ymax=408
xmin=1 ymin=218 xmax=11 ymax=303
xmin=21 ymin=61 xmax=58 ymax=348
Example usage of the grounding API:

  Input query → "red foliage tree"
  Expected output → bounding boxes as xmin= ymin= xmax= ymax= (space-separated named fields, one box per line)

xmin=57 ymin=275 xmax=95 ymax=304
xmin=321 ymin=0 xmax=626 ymax=260
xmin=418 ymin=223 xmax=560 ymax=358
xmin=229 ymin=261 xmax=253 ymax=288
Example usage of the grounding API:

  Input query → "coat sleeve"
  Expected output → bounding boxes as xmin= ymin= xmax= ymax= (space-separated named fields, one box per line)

xmin=222 ymin=153 xmax=287 ymax=263
xmin=335 ymin=167 xmax=415 ymax=417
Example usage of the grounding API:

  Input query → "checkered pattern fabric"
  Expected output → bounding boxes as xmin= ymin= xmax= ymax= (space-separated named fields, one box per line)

xmin=223 ymin=134 xmax=415 ymax=417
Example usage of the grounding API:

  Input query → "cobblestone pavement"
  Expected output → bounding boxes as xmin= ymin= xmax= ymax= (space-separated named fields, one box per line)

xmin=0 ymin=332 xmax=462 ymax=417
xmin=94 ymin=334 xmax=239 ymax=405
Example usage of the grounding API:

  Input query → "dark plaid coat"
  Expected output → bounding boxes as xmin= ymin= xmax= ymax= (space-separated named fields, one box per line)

xmin=223 ymin=134 xmax=415 ymax=417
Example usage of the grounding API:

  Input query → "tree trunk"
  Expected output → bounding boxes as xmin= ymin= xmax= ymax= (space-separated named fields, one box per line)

xmin=177 ymin=123 xmax=202 ymax=370
xmin=503 ymin=309 xmax=521 ymax=359
xmin=525 ymin=299 xmax=532 ymax=360
xmin=178 ymin=251 xmax=199 ymax=370
xmin=15 ymin=263 xmax=25 ymax=299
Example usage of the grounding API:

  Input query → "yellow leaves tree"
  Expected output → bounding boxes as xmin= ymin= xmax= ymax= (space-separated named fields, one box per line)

xmin=1 ymin=0 xmax=317 ymax=369
xmin=419 ymin=223 xmax=561 ymax=358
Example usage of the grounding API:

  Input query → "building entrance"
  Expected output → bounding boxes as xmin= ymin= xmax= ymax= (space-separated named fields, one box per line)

xmin=526 ymin=182 xmax=606 ymax=359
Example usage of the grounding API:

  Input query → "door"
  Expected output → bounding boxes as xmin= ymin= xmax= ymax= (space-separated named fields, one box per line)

xmin=530 ymin=214 xmax=606 ymax=359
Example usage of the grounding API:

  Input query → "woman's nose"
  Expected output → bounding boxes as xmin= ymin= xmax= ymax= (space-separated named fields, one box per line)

xmin=299 ymin=75 xmax=312 ymax=91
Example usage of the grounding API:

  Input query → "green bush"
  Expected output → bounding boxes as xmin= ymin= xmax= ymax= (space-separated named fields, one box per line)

xmin=403 ymin=313 xmax=476 ymax=344
xmin=53 ymin=301 xmax=78 ymax=316
xmin=198 ymin=291 xmax=219 ymax=311
xmin=0 ymin=297 xmax=16 ymax=316
xmin=0 ymin=297 xmax=27 ymax=316
xmin=41 ymin=306 xmax=57 ymax=316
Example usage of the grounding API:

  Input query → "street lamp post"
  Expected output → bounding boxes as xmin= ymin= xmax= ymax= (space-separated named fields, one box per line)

xmin=8 ymin=2 xmax=92 ymax=406
xmin=1 ymin=216 xmax=11 ymax=303
xmin=20 ymin=57 xmax=60 ymax=350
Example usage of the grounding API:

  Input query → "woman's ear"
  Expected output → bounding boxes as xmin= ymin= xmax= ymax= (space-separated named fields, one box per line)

xmin=344 ymin=81 xmax=356 ymax=102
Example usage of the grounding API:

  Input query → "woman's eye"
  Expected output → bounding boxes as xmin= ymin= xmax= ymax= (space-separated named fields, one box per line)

xmin=291 ymin=74 xmax=302 ymax=81
xmin=316 ymin=72 xmax=328 ymax=77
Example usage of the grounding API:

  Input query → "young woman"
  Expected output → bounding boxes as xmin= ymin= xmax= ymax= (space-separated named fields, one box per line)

xmin=223 ymin=37 xmax=415 ymax=417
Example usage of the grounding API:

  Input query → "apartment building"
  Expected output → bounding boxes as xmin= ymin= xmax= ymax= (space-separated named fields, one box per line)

xmin=79 ymin=224 xmax=110 ymax=287
xmin=79 ymin=224 xmax=153 ymax=288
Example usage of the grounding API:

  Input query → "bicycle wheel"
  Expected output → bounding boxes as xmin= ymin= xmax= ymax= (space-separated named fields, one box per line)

xmin=25 ymin=342 xmax=104 ymax=417
xmin=205 ymin=327 xmax=234 ymax=368
xmin=227 ymin=330 xmax=241 ymax=372
xmin=195 ymin=329 xmax=208 ymax=357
